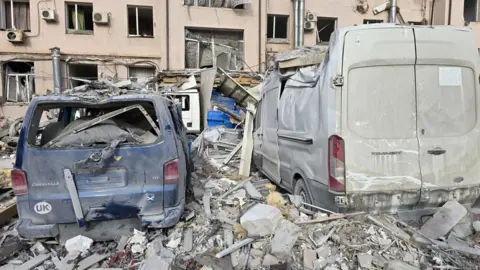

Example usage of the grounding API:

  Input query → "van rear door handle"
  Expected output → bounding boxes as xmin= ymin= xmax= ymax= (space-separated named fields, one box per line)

xmin=428 ymin=148 xmax=446 ymax=155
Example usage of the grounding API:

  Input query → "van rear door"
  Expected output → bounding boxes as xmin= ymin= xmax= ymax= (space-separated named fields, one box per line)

xmin=414 ymin=27 xmax=480 ymax=206
xmin=341 ymin=27 xmax=422 ymax=211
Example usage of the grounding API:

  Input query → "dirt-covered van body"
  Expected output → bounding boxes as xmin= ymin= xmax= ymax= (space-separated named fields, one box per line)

xmin=13 ymin=94 xmax=189 ymax=239
xmin=254 ymin=24 xmax=480 ymax=213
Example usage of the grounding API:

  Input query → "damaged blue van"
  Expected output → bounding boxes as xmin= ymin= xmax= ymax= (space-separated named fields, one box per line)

xmin=12 ymin=94 xmax=190 ymax=239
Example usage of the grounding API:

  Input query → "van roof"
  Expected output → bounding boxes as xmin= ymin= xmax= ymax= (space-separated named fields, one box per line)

xmin=335 ymin=23 xmax=472 ymax=36
xmin=31 ymin=94 xmax=169 ymax=104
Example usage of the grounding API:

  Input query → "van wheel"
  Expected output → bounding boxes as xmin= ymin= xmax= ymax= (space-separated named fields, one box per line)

xmin=294 ymin=178 xmax=312 ymax=205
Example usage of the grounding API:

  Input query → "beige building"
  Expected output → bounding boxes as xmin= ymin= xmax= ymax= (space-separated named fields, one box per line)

xmin=0 ymin=0 xmax=478 ymax=118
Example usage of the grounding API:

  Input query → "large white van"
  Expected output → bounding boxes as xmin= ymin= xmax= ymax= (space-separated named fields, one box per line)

xmin=253 ymin=24 xmax=480 ymax=213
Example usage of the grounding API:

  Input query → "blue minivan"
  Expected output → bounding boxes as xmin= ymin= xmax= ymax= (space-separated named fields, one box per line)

xmin=12 ymin=94 xmax=190 ymax=239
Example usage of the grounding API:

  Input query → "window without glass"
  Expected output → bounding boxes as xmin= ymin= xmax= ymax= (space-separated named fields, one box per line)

xmin=3 ymin=61 xmax=35 ymax=103
xmin=0 ymin=0 xmax=31 ymax=30
xmin=317 ymin=17 xmax=336 ymax=44
xmin=68 ymin=64 xmax=98 ymax=88
xmin=66 ymin=3 xmax=94 ymax=33
xmin=464 ymin=0 xmax=480 ymax=22
xmin=128 ymin=66 xmax=157 ymax=89
xmin=267 ymin=15 xmax=288 ymax=40
xmin=128 ymin=6 xmax=153 ymax=37
xmin=363 ymin=19 xmax=383 ymax=24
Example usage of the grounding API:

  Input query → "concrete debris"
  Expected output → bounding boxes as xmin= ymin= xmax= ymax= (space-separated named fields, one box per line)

xmin=65 ymin=235 xmax=93 ymax=253
xmin=270 ymin=219 xmax=301 ymax=258
xmin=420 ymin=200 xmax=468 ymax=239
xmin=16 ymin=254 xmax=50 ymax=270
xmin=77 ymin=254 xmax=108 ymax=270
xmin=263 ymin=254 xmax=280 ymax=266
xmin=240 ymin=204 xmax=283 ymax=237
xmin=303 ymin=249 xmax=317 ymax=270
xmin=357 ymin=253 xmax=373 ymax=268
xmin=473 ymin=220 xmax=480 ymax=233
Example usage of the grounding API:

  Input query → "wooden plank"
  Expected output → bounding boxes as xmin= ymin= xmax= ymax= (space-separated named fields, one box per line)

xmin=17 ymin=254 xmax=50 ymax=270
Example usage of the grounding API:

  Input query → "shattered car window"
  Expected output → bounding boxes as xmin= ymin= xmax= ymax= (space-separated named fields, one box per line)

xmin=27 ymin=101 xmax=162 ymax=148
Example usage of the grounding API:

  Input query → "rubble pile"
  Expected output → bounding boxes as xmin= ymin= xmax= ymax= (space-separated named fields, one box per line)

xmin=1 ymin=153 xmax=480 ymax=270
xmin=0 ymin=116 xmax=22 ymax=158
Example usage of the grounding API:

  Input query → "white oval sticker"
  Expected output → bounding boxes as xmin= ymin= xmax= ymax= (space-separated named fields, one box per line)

xmin=34 ymin=202 xmax=52 ymax=214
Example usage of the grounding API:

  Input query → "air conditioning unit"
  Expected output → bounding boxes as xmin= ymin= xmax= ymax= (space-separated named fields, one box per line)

xmin=304 ymin=21 xmax=315 ymax=31
xmin=6 ymin=30 xmax=24 ymax=43
xmin=41 ymin=9 xmax=56 ymax=21
xmin=306 ymin=12 xmax=316 ymax=22
xmin=93 ymin=12 xmax=109 ymax=24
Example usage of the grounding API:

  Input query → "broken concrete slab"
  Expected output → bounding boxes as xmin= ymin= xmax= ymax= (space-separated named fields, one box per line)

xmin=243 ymin=181 xmax=263 ymax=200
xmin=116 ymin=235 xmax=129 ymax=251
xmin=240 ymin=204 xmax=283 ymax=237
xmin=263 ymin=254 xmax=280 ymax=267
xmin=473 ymin=220 xmax=480 ymax=233
xmin=249 ymin=256 xmax=262 ymax=269
xmin=386 ymin=260 xmax=419 ymax=270
xmin=420 ymin=200 xmax=467 ymax=239
xmin=145 ymin=238 xmax=164 ymax=259
xmin=271 ymin=219 xmax=301 ymax=259
xmin=65 ymin=235 xmax=93 ymax=253
xmin=16 ymin=255 xmax=50 ymax=270
xmin=184 ymin=228 xmax=193 ymax=252
xmin=303 ymin=249 xmax=317 ymax=270
xmin=358 ymin=253 xmax=373 ymax=269
xmin=77 ymin=254 xmax=108 ymax=270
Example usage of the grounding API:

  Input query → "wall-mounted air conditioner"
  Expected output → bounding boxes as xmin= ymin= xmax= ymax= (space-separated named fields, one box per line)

xmin=306 ymin=12 xmax=316 ymax=22
xmin=304 ymin=21 xmax=315 ymax=31
xmin=93 ymin=12 xmax=109 ymax=24
xmin=6 ymin=30 xmax=25 ymax=43
xmin=41 ymin=9 xmax=56 ymax=21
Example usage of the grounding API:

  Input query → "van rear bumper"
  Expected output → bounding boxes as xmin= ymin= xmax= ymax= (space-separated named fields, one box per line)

xmin=343 ymin=185 xmax=480 ymax=213
xmin=17 ymin=199 xmax=185 ymax=239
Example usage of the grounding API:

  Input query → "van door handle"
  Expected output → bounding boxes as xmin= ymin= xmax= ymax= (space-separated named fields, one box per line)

xmin=428 ymin=148 xmax=446 ymax=155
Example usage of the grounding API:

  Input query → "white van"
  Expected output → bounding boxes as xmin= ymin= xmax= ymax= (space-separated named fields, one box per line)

xmin=253 ymin=24 xmax=480 ymax=213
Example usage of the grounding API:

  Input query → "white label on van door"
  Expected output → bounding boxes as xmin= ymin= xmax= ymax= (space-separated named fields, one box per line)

xmin=439 ymin=67 xmax=462 ymax=86
xmin=34 ymin=202 xmax=52 ymax=214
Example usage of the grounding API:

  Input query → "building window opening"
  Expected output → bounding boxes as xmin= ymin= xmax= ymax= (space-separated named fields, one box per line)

xmin=363 ymin=19 xmax=383 ymax=24
xmin=267 ymin=15 xmax=288 ymax=40
xmin=128 ymin=6 xmax=154 ymax=37
xmin=1 ymin=0 xmax=31 ymax=30
xmin=317 ymin=17 xmax=336 ymax=44
xmin=464 ymin=0 xmax=480 ymax=22
xmin=66 ymin=3 xmax=94 ymax=33
xmin=68 ymin=64 xmax=98 ymax=88
xmin=128 ymin=66 xmax=157 ymax=89
xmin=3 ymin=62 xmax=35 ymax=103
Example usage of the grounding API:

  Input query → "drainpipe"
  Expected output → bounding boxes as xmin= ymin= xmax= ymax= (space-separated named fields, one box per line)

xmin=294 ymin=0 xmax=299 ymax=47
xmin=50 ymin=47 xmax=61 ymax=95
xmin=166 ymin=0 xmax=170 ymax=70
xmin=258 ymin=0 xmax=262 ymax=71
xmin=299 ymin=0 xmax=305 ymax=46
xmin=389 ymin=0 xmax=397 ymax=23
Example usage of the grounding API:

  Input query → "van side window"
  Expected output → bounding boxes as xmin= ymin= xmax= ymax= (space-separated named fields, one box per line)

xmin=254 ymin=100 xmax=262 ymax=131
xmin=279 ymin=79 xmax=287 ymax=97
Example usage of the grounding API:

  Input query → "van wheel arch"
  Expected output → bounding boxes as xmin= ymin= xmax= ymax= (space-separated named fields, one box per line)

xmin=293 ymin=174 xmax=313 ymax=204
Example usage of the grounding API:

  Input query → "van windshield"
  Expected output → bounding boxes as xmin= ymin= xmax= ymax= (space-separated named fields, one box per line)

xmin=27 ymin=101 xmax=162 ymax=149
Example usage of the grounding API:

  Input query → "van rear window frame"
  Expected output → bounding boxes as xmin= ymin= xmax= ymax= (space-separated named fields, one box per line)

xmin=26 ymin=100 xmax=164 ymax=150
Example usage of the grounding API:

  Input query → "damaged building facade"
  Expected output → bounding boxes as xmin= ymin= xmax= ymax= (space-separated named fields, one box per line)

xmin=1 ymin=0 xmax=479 ymax=118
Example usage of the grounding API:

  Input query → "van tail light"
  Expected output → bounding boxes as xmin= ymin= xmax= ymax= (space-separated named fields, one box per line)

xmin=164 ymin=159 xmax=180 ymax=184
xmin=328 ymin=136 xmax=346 ymax=193
xmin=11 ymin=169 xmax=28 ymax=195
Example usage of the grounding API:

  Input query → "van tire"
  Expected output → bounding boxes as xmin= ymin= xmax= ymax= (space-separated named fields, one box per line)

xmin=294 ymin=178 xmax=312 ymax=205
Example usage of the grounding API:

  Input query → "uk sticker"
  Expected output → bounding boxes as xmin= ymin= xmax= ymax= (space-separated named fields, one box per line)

xmin=34 ymin=202 xmax=52 ymax=214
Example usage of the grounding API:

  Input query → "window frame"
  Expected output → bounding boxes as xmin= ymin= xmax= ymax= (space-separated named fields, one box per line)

xmin=65 ymin=2 xmax=94 ymax=35
xmin=0 ymin=0 xmax=31 ymax=31
xmin=127 ymin=5 xmax=154 ymax=38
xmin=316 ymin=17 xmax=337 ymax=45
xmin=267 ymin=14 xmax=289 ymax=42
